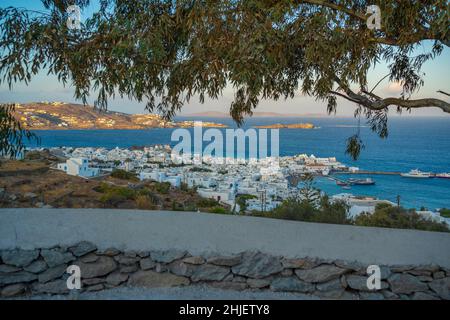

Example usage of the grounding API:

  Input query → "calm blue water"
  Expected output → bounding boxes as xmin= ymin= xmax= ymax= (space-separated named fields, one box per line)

xmin=25 ymin=116 xmax=450 ymax=210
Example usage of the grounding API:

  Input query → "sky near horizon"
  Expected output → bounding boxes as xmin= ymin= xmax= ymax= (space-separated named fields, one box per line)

xmin=0 ymin=0 xmax=449 ymax=117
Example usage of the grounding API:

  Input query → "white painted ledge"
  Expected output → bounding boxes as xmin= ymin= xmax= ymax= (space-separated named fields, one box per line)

xmin=1 ymin=208 xmax=449 ymax=267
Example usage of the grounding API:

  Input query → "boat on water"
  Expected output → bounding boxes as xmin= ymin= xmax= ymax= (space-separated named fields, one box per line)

xmin=336 ymin=180 xmax=349 ymax=186
xmin=348 ymin=178 xmax=375 ymax=185
xmin=436 ymin=173 xmax=450 ymax=179
xmin=400 ymin=169 xmax=433 ymax=178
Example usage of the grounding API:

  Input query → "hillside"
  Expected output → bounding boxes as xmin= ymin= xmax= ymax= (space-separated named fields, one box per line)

xmin=12 ymin=102 xmax=226 ymax=129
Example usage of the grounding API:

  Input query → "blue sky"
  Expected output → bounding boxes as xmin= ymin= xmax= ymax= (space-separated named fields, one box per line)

xmin=1 ymin=0 xmax=449 ymax=117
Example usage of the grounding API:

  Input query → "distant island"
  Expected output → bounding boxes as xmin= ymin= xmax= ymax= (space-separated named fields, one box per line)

xmin=254 ymin=123 xmax=315 ymax=129
xmin=184 ymin=111 xmax=326 ymax=118
xmin=12 ymin=102 xmax=227 ymax=130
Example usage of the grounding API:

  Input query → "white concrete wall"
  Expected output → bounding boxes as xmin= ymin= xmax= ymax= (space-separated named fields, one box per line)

xmin=1 ymin=208 xmax=449 ymax=267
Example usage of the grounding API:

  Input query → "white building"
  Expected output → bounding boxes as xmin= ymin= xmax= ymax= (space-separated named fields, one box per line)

xmin=57 ymin=158 xmax=100 ymax=178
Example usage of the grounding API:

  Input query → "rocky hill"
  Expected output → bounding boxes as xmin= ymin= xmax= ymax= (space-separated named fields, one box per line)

xmin=12 ymin=102 xmax=226 ymax=130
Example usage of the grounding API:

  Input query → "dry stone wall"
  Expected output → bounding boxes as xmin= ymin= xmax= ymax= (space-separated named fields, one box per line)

xmin=1 ymin=242 xmax=449 ymax=300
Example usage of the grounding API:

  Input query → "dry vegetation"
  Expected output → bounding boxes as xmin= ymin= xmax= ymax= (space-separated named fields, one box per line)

xmin=0 ymin=158 xmax=229 ymax=213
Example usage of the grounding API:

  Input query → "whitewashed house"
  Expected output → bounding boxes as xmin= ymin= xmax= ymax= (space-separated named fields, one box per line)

xmin=57 ymin=158 xmax=100 ymax=178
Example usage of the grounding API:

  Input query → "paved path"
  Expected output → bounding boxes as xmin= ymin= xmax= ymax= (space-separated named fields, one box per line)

xmin=12 ymin=285 xmax=319 ymax=300
xmin=1 ymin=208 xmax=449 ymax=267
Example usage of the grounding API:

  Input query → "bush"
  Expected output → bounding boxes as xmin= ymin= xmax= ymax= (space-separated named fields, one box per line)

xmin=197 ymin=198 xmax=220 ymax=208
xmin=439 ymin=208 xmax=450 ymax=218
xmin=96 ymin=182 xmax=137 ymax=206
xmin=135 ymin=195 xmax=156 ymax=210
xmin=257 ymin=196 xmax=349 ymax=225
xmin=154 ymin=181 xmax=171 ymax=194
xmin=355 ymin=204 xmax=449 ymax=232
xmin=207 ymin=206 xmax=231 ymax=215
xmin=110 ymin=169 xmax=138 ymax=181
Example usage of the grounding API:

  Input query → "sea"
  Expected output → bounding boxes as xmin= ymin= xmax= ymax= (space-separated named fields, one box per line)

xmin=25 ymin=116 xmax=450 ymax=211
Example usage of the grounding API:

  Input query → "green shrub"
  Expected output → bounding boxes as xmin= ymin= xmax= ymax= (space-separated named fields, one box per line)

xmin=207 ymin=206 xmax=231 ymax=214
xmin=154 ymin=181 xmax=171 ymax=194
xmin=355 ymin=204 xmax=449 ymax=232
xmin=197 ymin=198 xmax=220 ymax=208
xmin=439 ymin=208 xmax=450 ymax=218
xmin=110 ymin=169 xmax=138 ymax=181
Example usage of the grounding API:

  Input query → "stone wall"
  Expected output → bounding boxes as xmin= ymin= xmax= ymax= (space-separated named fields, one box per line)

xmin=1 ymin=242 xmax=449 ymax=300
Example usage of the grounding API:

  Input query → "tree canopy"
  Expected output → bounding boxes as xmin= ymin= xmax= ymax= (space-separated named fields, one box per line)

xmin=0 ymin=0 xmax=449 ymax=158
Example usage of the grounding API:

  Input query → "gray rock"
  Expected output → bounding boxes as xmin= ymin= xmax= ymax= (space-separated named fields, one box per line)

xmin=207 ymin=255 xmax=242 ymax=267
xmin=428 ymin=277 xmax=450 ymax=300
xmin=316 ymin=278 xmax=343 ymax=292
xmin=411 ymin=291 xmax=440 ymax=300
xmin=0 ymin=187 xmax=5 ymax=198
xmin=114 ymin=255 xmax=139 ymax=265
xmin=124 ymin=251 xmax=137 ymax=258
xmin=414 ymin=264 xmax=440 ymax=273
xmin=433 ymin=271 xmax=446 ymax=280
xmin=32 ymin=280 xmax=69 ymax=295
xmin=100 ymin=248 xmax=120 ymax=257
xmin=1 ymin=249 xmax=39 ymax=267
xmin=295 ymin=264 xmax=348 ymax=283
xmin=0 ymin=271 xmax=37 ymax=285
xmin=417 ymin=275 xmax=434 ymax=282
xmin=9 ymin=194 xmax=17 ymax=201
xmin=231 ymin=251 xmax=283 ymax=279
xmin=38 ymin=264 xmax=67 ymax=283
xmin=379 ymin=266 xmax=392 ymax=280
xmin=388 ymin=273 xmax=428 ymax=294
xmin=334 ymin=260 xmax=365 ymax=272
xmin=85 ymin=284 xmax=104 ymax=292
xmin=270 ymin=277 xmax=315 ymax=293
xmin=106 ymin=272 xmax=129 ymax=286
xmin=150 ymin=250 xmax=187 ymax=264
xmin=183 ymin=256 xmax=205 ymax=265
xmin=140 ymin=258 xmax=156 ymax=271
xmin=155 ymin=263 xmax=167 ymax=273
xmin=381 ymin=290 xmax=399 ymax=300
xmin=359 ymin=292 xmax=385 ymax=300
xmin=390 ymin=265 xmax=414 ymax=272
xmin=346 ymin=275 xmax=389 ymax=291
xmin=168 ymin=261 xmax=197 ymax=277
xmin=128 ymin=270 xmax=189 ymax=288
xmin=1 ymin=283 xmax=26 ymax=297
xmin=191 ymin=264 xmax=230 ymax=282
xmin=137 ymin=251 xmax=150 ymax=258
xmin=24 ymin=192 xmax=37 ymax=199
xmin=119 ymin=264 xmax=138 ymax=273
xmin=75 ymin=256 xmax=117 ymax=279
xmin=82 ymin=278 xmax=105 ymax=286
xmin=247 ymin=278 xmax=271 ymax=289
xmin=24 ymin=259 xmax=48 ymax=273
xmin=80 ymin=253 xmax=99 ymax=263
xmin=232 ymin=276 xmax=247 ymax=283
xmin=41 ymin=249 xmax=75 ymax=268
xmin=408 ymin=269 xmax=432 ymax=276
xmin=281 ymin=257 xmax=320 ymax=269
xmin=281 ymin=269 xmax=293 ymax=276
xmin=209 ymin=281 xmax=247 ymax=291
xmin=0 ymin=264 xmax=21 ymax=273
